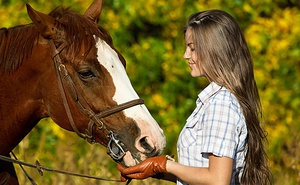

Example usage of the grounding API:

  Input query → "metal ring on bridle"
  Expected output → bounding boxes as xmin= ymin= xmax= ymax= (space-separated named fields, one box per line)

xmin=95 ymin=118 xmax=104 ymax=130
xmin=58 ymin=63 xmax=66 ymax=72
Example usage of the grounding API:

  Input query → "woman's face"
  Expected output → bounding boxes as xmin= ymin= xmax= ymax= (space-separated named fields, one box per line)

xmin=183 ymin=28 xmax=204 ymax=77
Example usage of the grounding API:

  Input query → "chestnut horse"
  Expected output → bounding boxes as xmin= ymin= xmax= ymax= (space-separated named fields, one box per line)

xmin=0 ymin=0 xmax=166 ymax=184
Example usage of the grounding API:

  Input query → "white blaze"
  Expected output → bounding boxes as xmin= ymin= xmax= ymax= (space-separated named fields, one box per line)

xmin=95 ymin=38 xmax=165 ymax=165
xmin=95 ymin=38 xmax=139 ymax=103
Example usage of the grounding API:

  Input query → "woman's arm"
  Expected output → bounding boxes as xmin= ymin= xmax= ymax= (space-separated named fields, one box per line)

xmin=118 ymin=154 xmax=233 ymax=185
xmin=167 ymin=154 xmax=233 ymax=185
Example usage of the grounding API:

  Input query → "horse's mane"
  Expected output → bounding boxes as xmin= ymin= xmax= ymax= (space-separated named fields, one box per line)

xmin=0 ymin=6 xmax=117 ymax=73
xmin=0 ymin=24 xmax=38 ymax=73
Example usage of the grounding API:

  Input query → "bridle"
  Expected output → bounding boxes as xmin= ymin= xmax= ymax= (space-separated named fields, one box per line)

xmin=49 ymin=39 xmax=144 ymax=162
xmin=0 ymin=39 xmax=138 ymax=185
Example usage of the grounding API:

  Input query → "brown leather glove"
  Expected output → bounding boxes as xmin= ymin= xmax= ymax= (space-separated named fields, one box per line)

xmin=117 ymin=156 xmax=167 ymax=180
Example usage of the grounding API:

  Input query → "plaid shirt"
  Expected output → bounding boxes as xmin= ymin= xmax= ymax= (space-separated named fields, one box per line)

xmin=177 ymin=82 xmax=247 ymax=185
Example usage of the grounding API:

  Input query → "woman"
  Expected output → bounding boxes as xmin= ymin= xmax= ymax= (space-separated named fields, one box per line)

xmin=118 ymin=10 xmax=271 ymax=185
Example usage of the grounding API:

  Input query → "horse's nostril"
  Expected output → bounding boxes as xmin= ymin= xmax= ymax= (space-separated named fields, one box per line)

xmin=139 ymin=136 xmax=156 ymax=154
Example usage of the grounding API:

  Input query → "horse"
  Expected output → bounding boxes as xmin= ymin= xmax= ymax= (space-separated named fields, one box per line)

xmin=0 ymin=0 xmax=166 ymax=184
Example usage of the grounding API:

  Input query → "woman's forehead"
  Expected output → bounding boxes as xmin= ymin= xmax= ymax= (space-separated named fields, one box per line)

xmin=185 ymin=28 xmax=193 ymax=44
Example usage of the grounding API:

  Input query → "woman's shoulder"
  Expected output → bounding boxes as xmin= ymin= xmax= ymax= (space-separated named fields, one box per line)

xmin=210 ymin=88 xmax=241 ymax=112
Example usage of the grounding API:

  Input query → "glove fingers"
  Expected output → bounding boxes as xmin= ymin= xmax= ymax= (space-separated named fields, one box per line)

xmin=118 ymin=164 xmax=146 ymax=180
xmin=120 ymin=173 xmax=128 ymax=182
xmin=117 ymin=164 xmax=126 ymax=171
xmin=118 ymin=163 xmax=147 ymax=175
xmin=117 ymin=164 xmax=131 ymax=181
xmin=126 ymin=172 xmax=148 ymax=180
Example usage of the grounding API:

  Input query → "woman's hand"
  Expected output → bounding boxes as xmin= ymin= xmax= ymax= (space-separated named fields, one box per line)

xmin=117 ymin=156 xmax=168 ymax=180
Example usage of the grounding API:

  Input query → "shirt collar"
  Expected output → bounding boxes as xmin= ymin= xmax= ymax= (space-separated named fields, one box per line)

xmin=198 ymin=82 xmax=223 ymax=104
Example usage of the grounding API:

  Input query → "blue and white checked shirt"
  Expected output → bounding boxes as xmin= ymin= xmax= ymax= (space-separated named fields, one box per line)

xmin=177 ymin=82 xmax=247 ymax=185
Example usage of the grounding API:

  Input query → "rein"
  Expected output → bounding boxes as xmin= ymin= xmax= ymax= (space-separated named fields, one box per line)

xmin=0 ymin=154 xmax=122 ymax=183
xmin=49 ymin=39 xmax=144 ymax=161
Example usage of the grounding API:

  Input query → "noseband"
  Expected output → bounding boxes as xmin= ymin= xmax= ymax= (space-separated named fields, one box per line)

xmin=48 ymin=39 xmax=144 ymax=161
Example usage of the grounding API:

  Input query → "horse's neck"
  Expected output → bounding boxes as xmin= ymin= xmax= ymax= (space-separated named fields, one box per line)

xmin=0 ymin=44 xmax=50 ymax=155
xmin=0 ymin=74 xmax=48 ymax=154
xmin=0 ymin=105 xmax=43 ymax=155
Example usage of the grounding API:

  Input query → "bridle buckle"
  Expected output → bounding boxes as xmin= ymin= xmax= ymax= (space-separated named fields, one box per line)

xmin=107 ymin=131 xmax=127 ymax=161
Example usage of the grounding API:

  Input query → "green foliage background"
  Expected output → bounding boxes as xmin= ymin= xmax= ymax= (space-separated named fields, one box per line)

xmin=1 ymin=0 xmax=299 ymax=184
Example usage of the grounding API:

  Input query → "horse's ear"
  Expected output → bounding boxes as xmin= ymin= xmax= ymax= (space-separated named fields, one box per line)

xmin=84 ymin=0 xmax=102 ymax=23
xmin=26 ymin=4 xmax=58 ymax=39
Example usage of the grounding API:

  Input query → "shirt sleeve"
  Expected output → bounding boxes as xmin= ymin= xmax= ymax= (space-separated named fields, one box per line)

xmin=201 ymin=98 xmax=241 ymax=159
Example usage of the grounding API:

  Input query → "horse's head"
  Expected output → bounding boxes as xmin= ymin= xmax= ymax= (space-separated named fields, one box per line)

xmin=26 ymin=0 xmax=166 ymax=166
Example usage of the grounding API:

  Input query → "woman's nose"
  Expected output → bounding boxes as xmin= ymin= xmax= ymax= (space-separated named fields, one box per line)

xmin=183 ymin=49 xmax=190 ymax=59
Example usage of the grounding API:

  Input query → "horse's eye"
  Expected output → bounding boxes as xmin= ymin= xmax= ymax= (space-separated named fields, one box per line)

xmin=78 ymin=69 xmax=95 ymax=79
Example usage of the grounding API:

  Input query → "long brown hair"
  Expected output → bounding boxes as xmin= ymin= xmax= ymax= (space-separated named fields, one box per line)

xmin=184 ymin=10 xmax=272 ymax=184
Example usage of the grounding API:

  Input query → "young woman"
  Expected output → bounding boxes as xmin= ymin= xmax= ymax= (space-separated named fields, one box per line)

xmin=118 ymin=10 xmax=272 ymax=185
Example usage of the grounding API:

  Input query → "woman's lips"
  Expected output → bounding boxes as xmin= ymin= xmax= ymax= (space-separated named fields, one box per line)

xmin=188 ymin=62 xmax=196 ymax=67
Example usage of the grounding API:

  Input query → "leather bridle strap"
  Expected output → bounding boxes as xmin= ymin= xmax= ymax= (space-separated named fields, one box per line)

xmin=95 ymin=98 xmax=144 ymax=118
xmin=49 ymin=39 xmax=86 ymax=139
xmin=48 ymin=39 xmax=144 ymax=149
